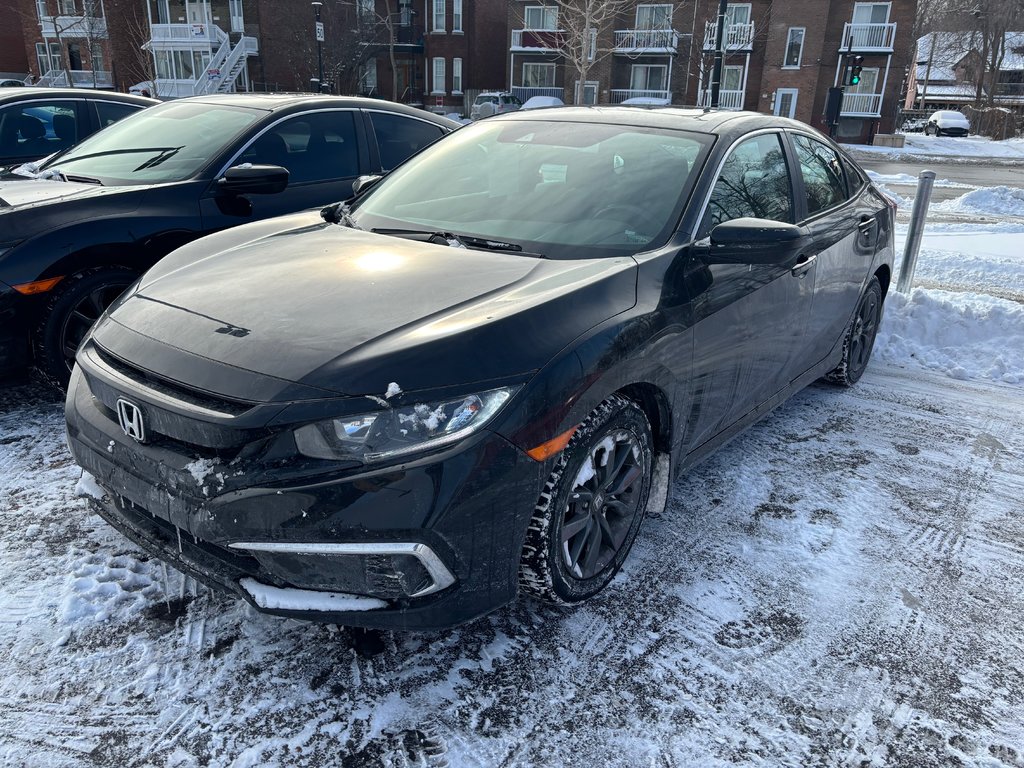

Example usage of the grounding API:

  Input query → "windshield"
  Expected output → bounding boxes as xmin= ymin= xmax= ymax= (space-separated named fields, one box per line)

xmin=351 ymin=119 xmax=711 ymax=259
xmin=41 ymin=101 xmax=263 ymax=185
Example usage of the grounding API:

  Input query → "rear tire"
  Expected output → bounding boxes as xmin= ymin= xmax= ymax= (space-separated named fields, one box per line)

xmin=33 ymin=267 xmax=137 ymax=389
xmin=519 ymin=394 xmax=653 ymax=605
xmin=824 ymin=277 xmax=883 ymax=387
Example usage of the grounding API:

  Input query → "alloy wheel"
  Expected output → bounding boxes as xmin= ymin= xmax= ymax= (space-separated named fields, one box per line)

xmin=60 ymin=281 xmax=133 ymax=372
xmin=559 ymin=429 xmax=645 ymax=580
xmin=849 ymin=289 xmax=880 ymax=376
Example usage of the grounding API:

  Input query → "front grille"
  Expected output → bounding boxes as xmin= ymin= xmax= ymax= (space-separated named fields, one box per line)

xmin=94 ymin=345 xmax=255 ymax=416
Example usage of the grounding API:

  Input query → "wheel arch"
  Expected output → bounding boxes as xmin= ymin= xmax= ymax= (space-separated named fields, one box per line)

xmin=616 ymin=381 xmax=673 ymax=455
xmin=874 ymin=264 xmax=891 ymax=299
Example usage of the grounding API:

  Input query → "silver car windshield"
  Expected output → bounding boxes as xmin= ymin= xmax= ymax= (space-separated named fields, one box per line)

xmin=41 ymin=101 xmax=263 ymax=185
xmin=351 ymin=119 xmax=711 ymax=259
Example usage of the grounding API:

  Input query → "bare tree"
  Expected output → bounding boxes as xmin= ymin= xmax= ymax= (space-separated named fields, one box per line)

xmin=119 ymin=5 xmax=160 ymax=97
xmin=540 ymin=0 xmax=636 ymax=104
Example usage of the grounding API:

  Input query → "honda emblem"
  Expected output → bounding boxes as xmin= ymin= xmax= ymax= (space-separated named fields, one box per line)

xmin=116 ymin=398 xmax=146 ymax=442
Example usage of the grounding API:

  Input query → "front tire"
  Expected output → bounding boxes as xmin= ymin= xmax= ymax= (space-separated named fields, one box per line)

xmin=519 ymin=394 xmax=653 ymax=605
xmin=824 ymin=277 xmax=883 ymax=387
xmin=34 ymin=267 xmax=137 ymax=388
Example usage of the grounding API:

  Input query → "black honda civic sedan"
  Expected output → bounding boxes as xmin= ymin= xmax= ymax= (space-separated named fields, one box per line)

xmin=65 ymin=108 xmax=895 ymax=630
xmin=0 ymin=94 xmax=456 ymax=383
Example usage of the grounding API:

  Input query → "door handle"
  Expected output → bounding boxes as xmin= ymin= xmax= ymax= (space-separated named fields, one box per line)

xmin=858 ymin=215 xmax=875 ymax=231
xmin=791 ymin=254 xmax=816 ymax=277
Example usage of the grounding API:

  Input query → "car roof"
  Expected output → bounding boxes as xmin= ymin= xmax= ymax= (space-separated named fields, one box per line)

xmin=178 ymin=93 xmax=460 ymax=126
xmin=0 ymin=87 xmax=159 ymax=106
xmin=496 ymin=106 xmax=817 ymax=141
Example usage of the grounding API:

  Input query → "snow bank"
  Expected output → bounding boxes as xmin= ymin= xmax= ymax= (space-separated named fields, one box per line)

xmin=239 ymin=578 xmax=387 ymax=612
xmin=846 ymin=134 xmax=1024 ymax=160
xmin=876 ymin=288 xmax=1024 ymax=384
xmin=933 ymin=186 xmax=1024 ymax=217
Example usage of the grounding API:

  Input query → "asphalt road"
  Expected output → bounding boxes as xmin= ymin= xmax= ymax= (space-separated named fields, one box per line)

xmin=858 ymin=159 xmax=1024 ymax=190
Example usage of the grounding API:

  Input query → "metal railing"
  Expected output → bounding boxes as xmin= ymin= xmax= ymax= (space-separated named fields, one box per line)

xmin=511 ymin=29 xmax=566 ymax=50
xmin=840 ymin=22 xmax=897 ymax=51
xmin=613 ymin=28 xmax=679 ymax=52
xmin=36 ymin=69 xmax=113 ymax=88
xmin=701 ymin=89 xmax=745 ymax=109
xmin=191 ymin=27 xmax=231 ymax=95
xmin=40 ymin=15 xmax=107 ymax=38
xmin=609 ymin=89 xmax=671 ymax=103
xmin=511 ymin=86 xmax=564 ymax=101
xmin=702 ymin=21 xmax=754 ymax=50
xmin=149 ymin=23 xmax=218 ymax=43
xmin=841 ymin=92 xmax=883 ymax=116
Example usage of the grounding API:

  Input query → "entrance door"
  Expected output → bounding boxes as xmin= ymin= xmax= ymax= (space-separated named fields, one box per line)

xmin=575 ymin=80 xmax=598 ymax=104
xmin=229 ymin=0 xmax=244 ymax=32
xmin=774 ymin=88 xmax=798 ymax=118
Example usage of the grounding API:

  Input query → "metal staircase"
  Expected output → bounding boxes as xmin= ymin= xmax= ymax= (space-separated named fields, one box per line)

xmin=191 ymin=27 xmax=258 ymax=96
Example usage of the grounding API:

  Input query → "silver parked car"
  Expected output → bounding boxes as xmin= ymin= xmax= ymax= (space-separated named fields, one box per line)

xmin=470 ymin=91 xmax=522 ymax=120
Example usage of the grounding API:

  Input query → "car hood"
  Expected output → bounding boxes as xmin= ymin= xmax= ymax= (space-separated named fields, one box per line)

xmin=935 ymin=116 xmax=969 ymax=127
xmin=96 ymin=213 xmax=638 ymax=400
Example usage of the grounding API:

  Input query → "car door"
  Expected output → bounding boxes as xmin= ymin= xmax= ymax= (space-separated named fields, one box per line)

xmin=200 ymin=108 xmax=368 ymax=230
xmin=786 ymin=132 xmax=880 ymax=375
xmin=683 ymin=131 xmax=815 ymax=450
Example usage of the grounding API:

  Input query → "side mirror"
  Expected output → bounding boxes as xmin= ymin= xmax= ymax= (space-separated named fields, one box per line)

xmin=352 ymin=174 xmax=382 ymax=196
xmin=218 ymin=164 xmax=289 ymax=195
xmin=704 ymin=217 xmax=808 ymax=265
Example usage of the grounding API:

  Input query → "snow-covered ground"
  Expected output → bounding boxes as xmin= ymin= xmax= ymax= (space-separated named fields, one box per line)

xmin=2 ymin=188 xmax=1024 ymax=766
xmin=844 ymin=134 xmax=1024 ymax=163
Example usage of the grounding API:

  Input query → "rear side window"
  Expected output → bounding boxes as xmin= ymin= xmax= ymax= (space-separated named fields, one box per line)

xmin=699 ymin=132 xmax=793 ymax=237
xmin=793 ymin=134 xmax=848 ymax=215
xmin=0 ymin=101 xmax=78 ymax=159
xmin=369 ymin=112 xmax=445 ymax=171
xmin=840 ymin=154 xmax=864 ymax=195
xmin=95 ymin=100 xmax=142 ymax=128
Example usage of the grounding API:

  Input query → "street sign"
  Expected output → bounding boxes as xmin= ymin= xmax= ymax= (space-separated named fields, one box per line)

xmin=315 ymin=21 xmax=325 ymax=42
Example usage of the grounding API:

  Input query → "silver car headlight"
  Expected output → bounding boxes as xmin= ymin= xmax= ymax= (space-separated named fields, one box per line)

xmin=293 ymin=386 xmax=519 ymax=463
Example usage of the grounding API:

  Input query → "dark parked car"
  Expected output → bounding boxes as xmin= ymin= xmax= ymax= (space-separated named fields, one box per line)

xmin=0 ymin=87 xmax=156 ymax=168
xmin=924 ymin=110 xmax=970 ymax=137
xmin=66 ymin=108 xmax=895 ymax=630
xmin=0 ymin=94 xmax=457 ymax=382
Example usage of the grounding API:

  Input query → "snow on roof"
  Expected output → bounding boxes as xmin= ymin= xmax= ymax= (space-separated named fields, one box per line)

xmin=915 ymin=83 xmax=978 ymax=99
xmin=915 ymin=31 xmax=1024 ymax=78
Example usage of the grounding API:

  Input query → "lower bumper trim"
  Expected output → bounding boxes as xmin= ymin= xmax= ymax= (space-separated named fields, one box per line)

xmin=239 ymin=578 xmax=388 ymax=612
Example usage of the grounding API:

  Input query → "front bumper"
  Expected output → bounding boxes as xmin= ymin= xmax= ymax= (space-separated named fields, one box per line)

xmin=65 ymin=363 xmax=548 ymax=630
xmin=0 ymin=282 xmax=31 ymax=376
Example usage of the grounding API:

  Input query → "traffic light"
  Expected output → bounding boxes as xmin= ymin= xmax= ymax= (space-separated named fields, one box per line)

xmin=848 ymin=55 xmax=864 ymax=86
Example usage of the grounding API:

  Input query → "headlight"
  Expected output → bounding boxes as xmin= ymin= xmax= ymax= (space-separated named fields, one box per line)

xmin=294 ymin=386 xmax=518 ymax=463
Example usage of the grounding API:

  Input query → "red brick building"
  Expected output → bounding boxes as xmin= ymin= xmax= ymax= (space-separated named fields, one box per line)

xmin=506 ymin=0 xmax=916 ymax=141
xmin=1 ymin=2 xmax=31 ymax=80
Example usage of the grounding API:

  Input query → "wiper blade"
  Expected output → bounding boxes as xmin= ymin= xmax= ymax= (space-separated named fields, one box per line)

xmin=371 ymin=228 xmax=544 ymax=257
xmin=132 ymin=146 xmax=184 ymax=172
xmin=52 ymin=146 xmax=183 ymax=166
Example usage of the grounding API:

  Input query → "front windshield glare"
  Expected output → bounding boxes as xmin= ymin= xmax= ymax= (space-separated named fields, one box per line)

xmin=351 ymin=120 xmax=710 ymax=259
xmin=43 ymin=102 xmax=262 ymax=184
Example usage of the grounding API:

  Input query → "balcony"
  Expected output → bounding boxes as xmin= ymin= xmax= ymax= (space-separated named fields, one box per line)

xmin=36 ymin=69 xmax=113 ymax=88
xmin=511 ymin=86 xmax=564 ymax=101
xmin=40 ymin=15 xmax=107 ymax=38
xmin=609 ymin=89 xmax=671 ymax=104
xmin=511 ymin=29 xmax=566 ymax=51
xmin=700 ymin=89 xmax=745 ymax=110
xmin=840 ymin=92 xmax=882 ymax=116
xmin=840 ymin=22 xmax=896 ymax=52
xmin=703 ymin=21 xmax=754 ymax=51
xmin=613 ymin=29 xmax=680 ymax=54
xmin=149 ymin=23 xmax=219 ymax=46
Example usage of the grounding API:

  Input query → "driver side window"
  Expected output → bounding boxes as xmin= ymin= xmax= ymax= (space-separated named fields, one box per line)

xmin=699 ymin=133 xmax=793 ymax=238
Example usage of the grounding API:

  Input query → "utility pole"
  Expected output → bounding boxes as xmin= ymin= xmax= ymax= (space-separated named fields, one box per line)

xmin=311 ymin=1 xmax=324 ymax=93
xmin=918 ymin=32 xmax=937 ymax=111
xmin=708 ymin=0 xmax=728 ymax=108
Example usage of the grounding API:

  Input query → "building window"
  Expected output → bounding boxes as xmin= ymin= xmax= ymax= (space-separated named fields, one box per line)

xmin=722 ymin=64 xmax=744 ymax=91
xmin=522 ymin=62 xmax=556 ymax=87
xmin=58 ymin=0 xmax=76 ymax=14
xmin=36 ymin=0 xmax=48 ymax=20
xmin=432 ymin=0 xmax=445 ymax=32
xmin=35 ymin=42 xmax=62 ymax=75
xmin=524 ymin=6 xmax=557 ymax=30
xmin=783 ymin=27 xmax=804 ymax=68
xmin=636 ymin=4 xmax=671 ymax=29
xmin=852 ymin=2 xmax=891 ymax=23
xmin=452 ymin=57 xmax=463 ymax=93
xmin=725 ymin=3 xmax=751 ymax=26
xmin=848 ymin=67 xmax=879 ymax=93
xmin=773 ymin=87 xmax=798 ymax=118
xmin=432 ymin=57 xmax=445 ymax=93
xmin=453 ymin=0 xmax=462 ymax=32
xmin=360 ymin=61 xmax=377 ymax=93
xmin=630 ymin=64 xmax=667 ymax=91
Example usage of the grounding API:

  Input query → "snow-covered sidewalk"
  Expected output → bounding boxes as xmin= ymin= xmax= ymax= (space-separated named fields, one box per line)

xmin=844 ymin=134 xmax=1024 ymax=163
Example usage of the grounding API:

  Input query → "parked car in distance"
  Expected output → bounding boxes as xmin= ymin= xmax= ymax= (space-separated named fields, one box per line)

xmin=925 ymin=110 xmax=970 ymax=137
xmin=899 ymin=117 xmax=926 ymax=133
xmin=0 ymin=88 xmax=157 ymax=168
xmin=0 ymin=94 xmax=458 ymax=384
xmin=521 ymin=95 xmax=564 ymax=110
xmin=470 ymin=91 xmax=522 ymax=120
xmin=66 ymin=108 xmax=895 ymax=631
xmin=0 ymin=79 xmax=27 ymax=88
